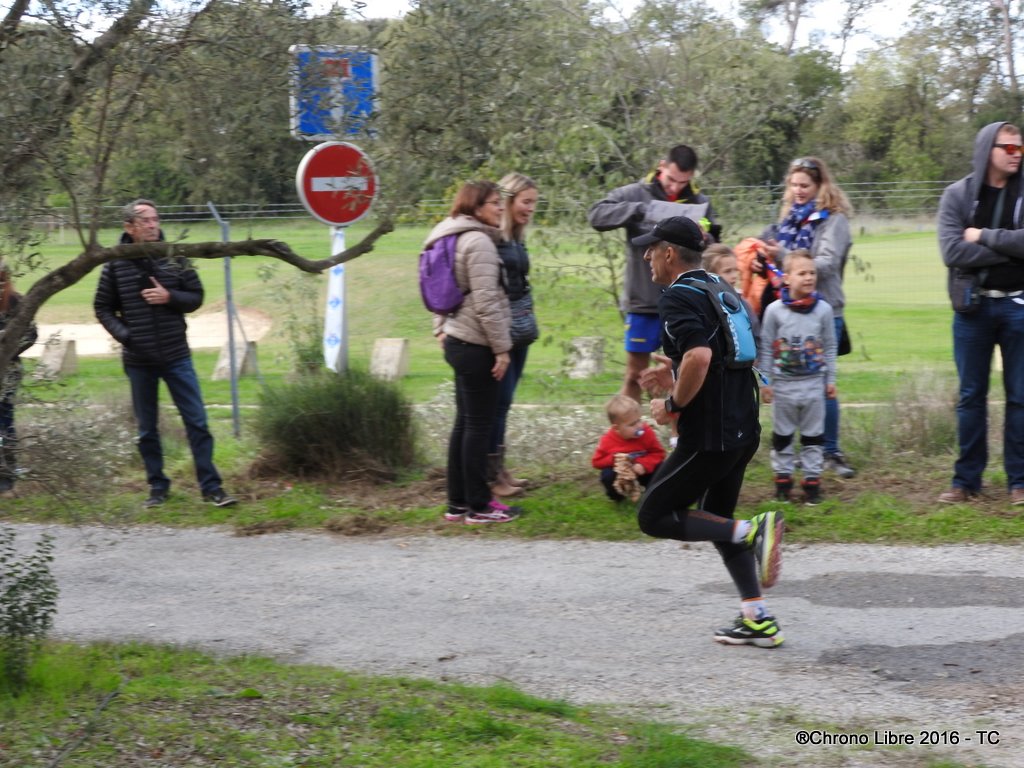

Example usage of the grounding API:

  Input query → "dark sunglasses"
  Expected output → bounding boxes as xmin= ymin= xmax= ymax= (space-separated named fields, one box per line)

xmin=994 ymin=143 xmax=1023 ymax=155
xmin=789 ymin=158 xmax=819 ymax=172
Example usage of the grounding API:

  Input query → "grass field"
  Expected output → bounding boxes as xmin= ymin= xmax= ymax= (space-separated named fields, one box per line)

xmin=1 ymin=641 xmax=756 ymax=767
xmin=10 ymin=215 xmax=1015 ymax=534
xmin=26 ymin=217 xmax=957 ymax=408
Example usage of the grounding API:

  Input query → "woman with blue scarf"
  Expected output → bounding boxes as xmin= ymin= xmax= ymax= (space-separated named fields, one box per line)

xmin=759 ymin=157 xmax=854 ymax=479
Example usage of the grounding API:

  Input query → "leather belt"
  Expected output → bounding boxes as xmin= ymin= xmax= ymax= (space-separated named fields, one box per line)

xmin=979 ymin=289 xmax=1024 ymax=298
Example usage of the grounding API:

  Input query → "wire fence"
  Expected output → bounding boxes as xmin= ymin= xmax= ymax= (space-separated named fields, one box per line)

xmin=29 ymin=179 xmax=952 ymax=229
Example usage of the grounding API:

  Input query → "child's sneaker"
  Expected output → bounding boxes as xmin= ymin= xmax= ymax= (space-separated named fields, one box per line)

xmin=714 ymin=615 xmax=784 ymax=647
xmin=444 ymin=505 xmax=467 ymax=522
xmin=802 ymin=477 xmax=822 ymax=506
xmin=744 ymin=510 xmax=784 ymax=588
xmin=465 ymin=499 xmax=520 ymax=524
xmin=773 ymin=474 xmax=793 ymax=502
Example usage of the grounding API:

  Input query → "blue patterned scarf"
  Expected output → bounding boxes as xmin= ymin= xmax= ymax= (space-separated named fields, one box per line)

xmin=776 ymin=202 xmax=829 ymax=251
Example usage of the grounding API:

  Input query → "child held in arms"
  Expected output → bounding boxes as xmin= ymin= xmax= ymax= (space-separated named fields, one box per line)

xmin=591 ymin=394 xmax=666 ymax=501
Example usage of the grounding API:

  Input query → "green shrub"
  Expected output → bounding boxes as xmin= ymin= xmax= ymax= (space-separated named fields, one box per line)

xmin=0 ymin=528 xmax=58 ymax=696
xmin=253 ymin=369 xmax=417 ymax=479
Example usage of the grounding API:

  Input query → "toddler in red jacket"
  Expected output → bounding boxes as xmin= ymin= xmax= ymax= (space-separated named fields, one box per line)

xmin=591 ymin=394 xmax=666 ymax=501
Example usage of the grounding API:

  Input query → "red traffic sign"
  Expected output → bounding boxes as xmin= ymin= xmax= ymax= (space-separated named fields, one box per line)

xmin=296 ymin=141 xmax=377 ymax=226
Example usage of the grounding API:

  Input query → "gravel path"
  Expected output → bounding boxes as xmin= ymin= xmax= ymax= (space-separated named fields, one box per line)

xmin=12 ymin=523 xmax=1024 ymax=768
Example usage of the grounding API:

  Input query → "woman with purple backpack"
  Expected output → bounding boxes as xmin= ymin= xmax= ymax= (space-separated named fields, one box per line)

xmin=425 ymin=180 xmax=521 ymax=524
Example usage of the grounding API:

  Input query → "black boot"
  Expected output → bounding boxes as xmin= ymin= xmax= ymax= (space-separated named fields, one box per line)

xmin=802 ymin=477 xmax=822 ymax=506
xmin=774 ymin=474 xmax=793 ymax=502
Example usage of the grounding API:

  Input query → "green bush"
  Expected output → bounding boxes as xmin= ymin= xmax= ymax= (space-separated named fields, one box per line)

xmin=0 ymin=528 xmax=58 ymax=696
xmin=252 ymin=369 xmax=418 ymax=479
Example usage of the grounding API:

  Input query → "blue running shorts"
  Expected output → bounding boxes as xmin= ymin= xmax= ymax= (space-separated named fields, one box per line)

xmin=624 ymin=312 xmax=662 ymax=353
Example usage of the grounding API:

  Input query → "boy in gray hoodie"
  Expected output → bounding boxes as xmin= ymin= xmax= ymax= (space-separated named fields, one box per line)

xmin=758 ymin=250 xmax=837 ymax=505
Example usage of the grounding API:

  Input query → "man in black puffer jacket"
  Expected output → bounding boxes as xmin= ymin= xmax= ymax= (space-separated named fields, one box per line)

xmin=94 ymin=199 xmax=237 ymax=509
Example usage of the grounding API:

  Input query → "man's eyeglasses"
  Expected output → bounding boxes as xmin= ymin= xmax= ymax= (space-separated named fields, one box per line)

xmin=994 ymin=143 xmax=1023 ymax=155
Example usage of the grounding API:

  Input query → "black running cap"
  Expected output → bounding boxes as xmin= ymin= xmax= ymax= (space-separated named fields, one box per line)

xmin=631 ymin=216 xmax=706 ymax=251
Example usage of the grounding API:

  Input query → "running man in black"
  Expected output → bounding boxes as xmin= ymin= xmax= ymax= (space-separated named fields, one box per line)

xmin=633 ymin=216 xmax=785 ymax=647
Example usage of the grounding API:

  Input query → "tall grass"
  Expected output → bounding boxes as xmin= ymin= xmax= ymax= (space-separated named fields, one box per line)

xmin=846 ymin=370 xmax=959 ymax=459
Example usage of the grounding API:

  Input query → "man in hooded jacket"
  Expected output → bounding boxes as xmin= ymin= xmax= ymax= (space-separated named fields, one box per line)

xmin=937 ymin=121 xmax=1024 ymax=506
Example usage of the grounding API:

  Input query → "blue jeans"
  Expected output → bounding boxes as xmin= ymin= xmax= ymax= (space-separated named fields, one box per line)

xmin=824 ymin=316 xmax=844 ymax=454
xmin=444 ymin=337 xmax=500 ymax=511
xmin=0 ymin=399 xmax=15 ymax=487
xmin=489 ymin=344 xmax=529 ymax=452
xmin=951 ymin=296 xmax=1024 ymax=492
xmin=125 ymin=357 xmax=222 ymax=494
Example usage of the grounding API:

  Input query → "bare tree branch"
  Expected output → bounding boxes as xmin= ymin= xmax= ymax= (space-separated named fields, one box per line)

xmin=0 ymin=220 xmax=394 ymax=379
xmin=2 ymin=0 xmax=156 ymax=183
xmin=0 ymin=0 xmax=30 ymax=57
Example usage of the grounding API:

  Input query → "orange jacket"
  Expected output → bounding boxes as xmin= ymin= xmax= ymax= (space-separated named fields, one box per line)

xmin=735 ymin=237 xmax=769 ymax=316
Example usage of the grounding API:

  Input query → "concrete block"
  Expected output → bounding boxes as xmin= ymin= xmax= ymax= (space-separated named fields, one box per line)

xmin=567 ymin=336 xmax=604 ymax=379
xmin=33 ymin=338 xmax=77 ymax=380
xmin=370 ymin=338 xmax=410 ymax=381
xmin=212 ymin=340 xmax=258 ymax=381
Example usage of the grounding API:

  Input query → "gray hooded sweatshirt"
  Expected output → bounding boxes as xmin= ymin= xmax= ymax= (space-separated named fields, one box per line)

xmin=938 ymin=120 xmax=1024 ymax=299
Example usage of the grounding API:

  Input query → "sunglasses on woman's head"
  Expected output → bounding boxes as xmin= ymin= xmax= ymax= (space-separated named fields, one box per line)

xmin=789 ymin=158 xmax=819 ymax=172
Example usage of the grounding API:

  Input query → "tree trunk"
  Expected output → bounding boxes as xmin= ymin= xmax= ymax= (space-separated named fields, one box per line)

xmin=993 ymin=0 xmax=1020 ymax=108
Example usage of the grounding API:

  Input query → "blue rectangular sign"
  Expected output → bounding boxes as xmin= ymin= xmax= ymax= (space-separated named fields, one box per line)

xmin=289 ymin=46 xmax=378 ymax=141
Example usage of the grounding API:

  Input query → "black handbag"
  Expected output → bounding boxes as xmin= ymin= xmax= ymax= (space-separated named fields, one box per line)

xmin=509 ymin=293 xmax=539 ymax=346
xmin=837 ymin=320 xmax=852 ymax=356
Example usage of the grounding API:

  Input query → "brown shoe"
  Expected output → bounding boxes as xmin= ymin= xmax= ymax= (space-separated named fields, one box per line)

xmin=489 ymin=479 xmax=524 ymax=498
xmin=937 ymin=487 xmax=973 ymax=504
xmin=1011 ymin=488 xmax=1024 ymax=506
xmin=499 ymin=468 xmax=528 ymax=488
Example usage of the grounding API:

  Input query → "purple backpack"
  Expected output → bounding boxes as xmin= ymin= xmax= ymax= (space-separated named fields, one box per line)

xmin=419 ymin=233 xmax=465 ymax=314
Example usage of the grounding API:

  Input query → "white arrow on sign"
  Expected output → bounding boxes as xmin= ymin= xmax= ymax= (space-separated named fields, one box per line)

xmin=311 ymin=176 xmax=370 ymax=192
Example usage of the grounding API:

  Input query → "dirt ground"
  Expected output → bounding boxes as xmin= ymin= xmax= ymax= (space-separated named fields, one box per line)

xmin=23 ymin=306 xmax=274 ymax=358
xmin=239 ymin=453 xmax=1017 ymax=538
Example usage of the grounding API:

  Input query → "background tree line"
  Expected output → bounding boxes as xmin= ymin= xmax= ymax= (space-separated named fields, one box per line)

xmin=2 ymin=0 xmax=1022 ymax=249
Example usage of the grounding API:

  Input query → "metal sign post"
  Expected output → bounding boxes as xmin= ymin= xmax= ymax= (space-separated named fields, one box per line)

xmin=207 ymin=202 xmax=241 ymax=438
xmin=295 ymin=142 xmax=378 ymax=372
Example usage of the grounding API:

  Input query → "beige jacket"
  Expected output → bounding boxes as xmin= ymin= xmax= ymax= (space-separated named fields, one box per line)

xmin=426 ymin=215 xmax=511 ymax=354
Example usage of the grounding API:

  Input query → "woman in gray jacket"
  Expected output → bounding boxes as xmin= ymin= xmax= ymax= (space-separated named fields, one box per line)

xmin=426 ymin=181 xmax=519 ymax=524
xmin=758 ymin=157 xmax=855 ymax=479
